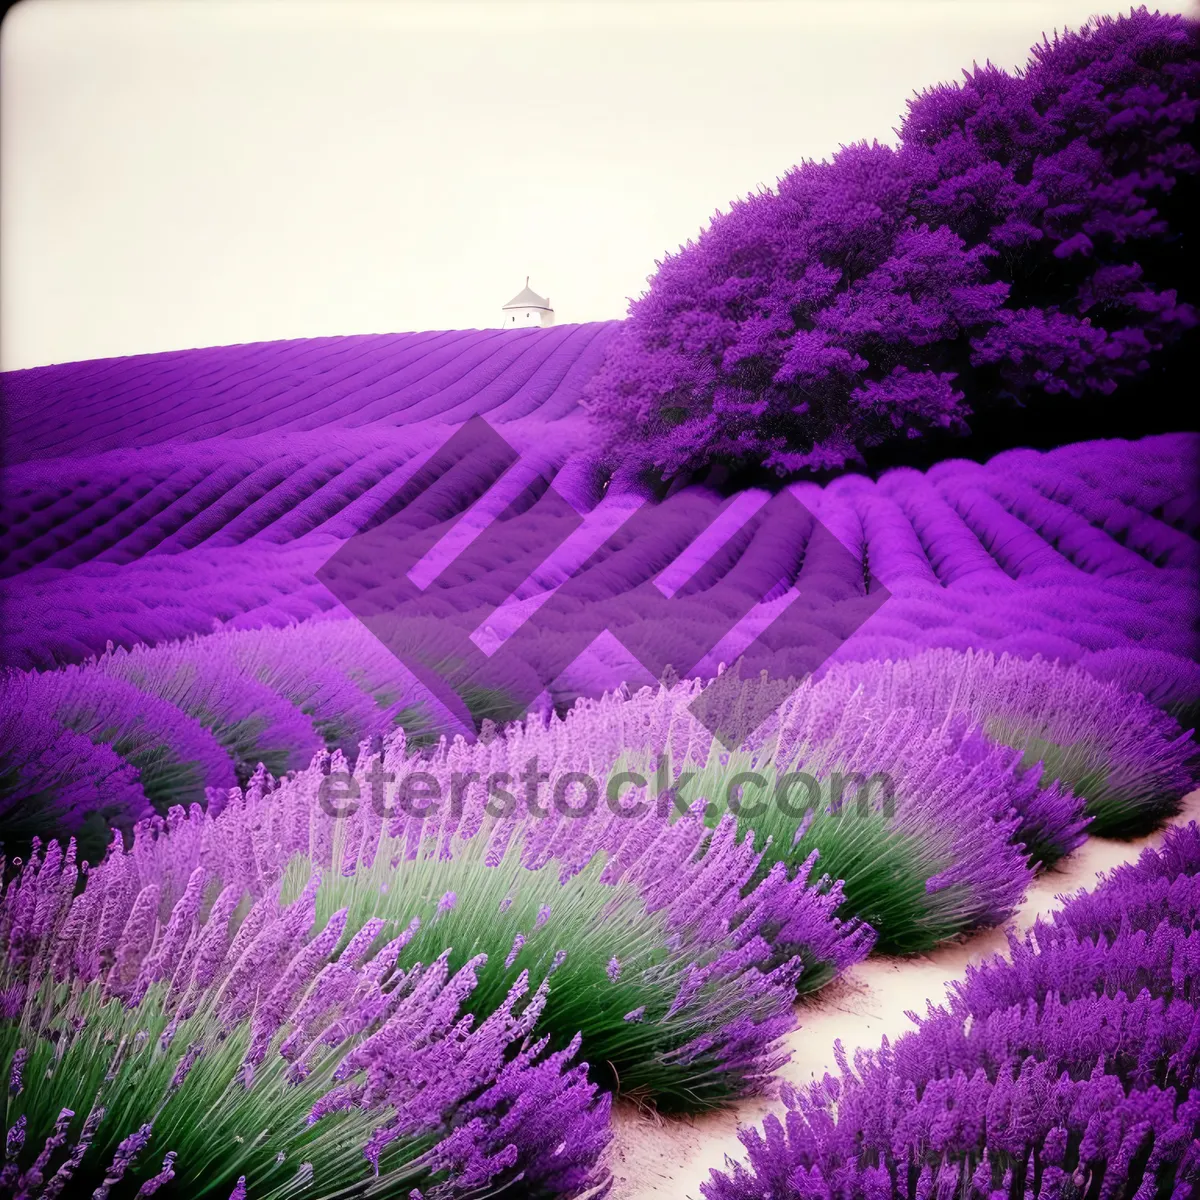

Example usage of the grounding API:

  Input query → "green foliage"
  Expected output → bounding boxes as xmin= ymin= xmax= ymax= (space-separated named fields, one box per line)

xmin=286 ymin=819 xmax=786 ymax=1111
xmin=0 ymin=984 xmax=430 ymax=1199
xmin=985 ymin=715 xmax=1156 ymax=839
xmin=679 ymin=753 xmax=969 ymax=956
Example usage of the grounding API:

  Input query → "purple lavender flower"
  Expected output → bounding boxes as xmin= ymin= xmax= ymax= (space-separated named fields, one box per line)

xmin=5 ymin=1115 xmax=25 ymax=1160
xmin=133 ymin=1152 xmax=177 ymax=1197
xmin=505 ymin=933 xmax=526 ymax=970
xmin=7 ymin=1051 xmax=25 ymax=1097
xmin=91 ymin=1122 xmax=153 ymax=1200
xmin=700 ymin=821 xmax=1200 ymax=1200
xmin=815 ymin=647 xmax=1195 ymax=842
xmin=0 ymin=836 xmax=613 ymax=1199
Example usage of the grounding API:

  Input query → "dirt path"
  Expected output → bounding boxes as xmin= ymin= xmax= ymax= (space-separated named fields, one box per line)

xmin=605 ymin=788 xmax=1200 ymax=1199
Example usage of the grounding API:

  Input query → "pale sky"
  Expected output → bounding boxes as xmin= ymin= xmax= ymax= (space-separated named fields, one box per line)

xmin=2 ymin=0 xmax=1195 ymax=370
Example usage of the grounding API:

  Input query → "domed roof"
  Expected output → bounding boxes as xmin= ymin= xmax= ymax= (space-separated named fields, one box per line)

xmin=502 ymin=277 xmax=552 ymax=310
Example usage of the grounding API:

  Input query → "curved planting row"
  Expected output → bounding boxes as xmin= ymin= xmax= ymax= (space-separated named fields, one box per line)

xmin=1 ymin=432 xmax=1195 ymax=720
xmin=2 ymin=398 xmax=1200 ymax=681
xmin=8 ymin=641 xmax=1195 ymax=954
xmin=809 ymin=649 xmax=1197 ymax=839
xmin=1 ymin=651 xmax=1195 ymax=1195
xmin=601 ymin=653 xmax=1194 ymax=953
xmin=0 ymin=706 xmax=879 ymax=1196
xmin=700 ymin=820 xmax=1200 ymax=1199
xmin=0 ymin=830 xmax=614 ymax=1200
xmin=0 ymin=619 xmax=458 ymax=860
xmin=2 ymin=432 xmax=1195 ymax=714
xmin=1 ymin=321 xmax=621 ymax=462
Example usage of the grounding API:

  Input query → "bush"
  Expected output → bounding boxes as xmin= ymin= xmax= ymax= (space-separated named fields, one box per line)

xmin=24 ymin=665 xmax=237 ymax=810
xmin=0 ymin=839 xmax=612 ymax=1200
xmin=815 ymin=649 xmax=1196 ymax=839
xmin=23 ymin=711 xmax=873 ymax=1115
xmin=679 ymin=697 xmax=1041 ymax=954
xmin=0 ymin=674 xmax=151 ymax=863
xmin=700 ymin=821 xmax=1200 ymax=1200
xmin=604 ymin=679 xmax=1047 ymax=955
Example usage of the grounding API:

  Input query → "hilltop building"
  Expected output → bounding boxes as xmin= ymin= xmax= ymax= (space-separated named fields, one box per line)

xmin=501 ymin=278 xmax=554 ymax=328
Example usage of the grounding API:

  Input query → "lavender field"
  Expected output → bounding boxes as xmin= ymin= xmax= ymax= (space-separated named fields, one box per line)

xmin=1 ymin=8 xmax=1199 ymax=1200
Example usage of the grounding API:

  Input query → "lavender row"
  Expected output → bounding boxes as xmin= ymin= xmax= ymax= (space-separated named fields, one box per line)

xmin=0 ymin=655 xmax=1194 ymax=1191
xmin=4 ymin=436 xmax=1194 ymax=749
xmin=4 ymin=630 xmax=1195 ymax=939
xmin=1 ymin=321 xmax=621 ymax=463
xmin=701 ymin=821 xmax=1200 ymax=1200
xmin=0 ymin=619 xmax=452 ymax=857
xmin=0 ymin=700 xmax=882 ymax=1192
xmin=807 ymin=649 xmax=1197 ymax=839
xmin=0 ymin=834 xmax=613 ymax=1199
xmin=605 ymin=654 xmax=1192 ymax=952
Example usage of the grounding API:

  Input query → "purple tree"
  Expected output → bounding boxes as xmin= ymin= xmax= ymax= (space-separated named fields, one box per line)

xmin=584 ymin=9 xmax=1198 ymax=478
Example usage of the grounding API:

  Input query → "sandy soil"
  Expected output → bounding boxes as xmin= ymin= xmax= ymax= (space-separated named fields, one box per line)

xmin=604 ymin=788 xmax=1200 ymax=1200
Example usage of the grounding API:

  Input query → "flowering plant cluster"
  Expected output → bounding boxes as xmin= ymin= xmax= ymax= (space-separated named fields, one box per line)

xmin=604 ymin=654 xmax=1190 ymax=955
xmin=0 ymin=619 xmax=445 ymax=858
xmin=4 ymin=428 xmax=1195 ymax=859
xmin=701 ymin=821 xmax=1200 ymax=1199
xmin=0 ymin=693 xmax=890 ymax=1194
xmin=110 ymin=728 xmax=854 ymax=1111
xmin=0 ymin=12 xmax=1197 ymax=1194
xmin=634 ymin=690 xmax=1044 ymax=955
xmin=813 ymin=648 xmax=1197 ymax=840
xmin=0 ymin=832 xmax=614 ymax=1199
xmin=582 ymin=9 xmax=1199 ymax=476
xmin=555 ymin=649 xmax=1192 ymax=953
xmin=5 ymin=628 xmax=1195 ymax=967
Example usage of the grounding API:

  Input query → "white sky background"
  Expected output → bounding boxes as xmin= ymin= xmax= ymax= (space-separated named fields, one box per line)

xmin=2 ymin=0 xmax=1196 ymax=370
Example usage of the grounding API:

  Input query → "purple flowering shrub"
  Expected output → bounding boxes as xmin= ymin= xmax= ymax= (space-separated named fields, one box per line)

xmin=583 ymin=151 xmax=1006 ymax=475
xmin=0 ymin=618 xmax=453 ymax=857
xmin=209 ymin=720 xmax=861 ymax=1103
xmin=1077 ymin=647 xmax=1200 ymax=729
xmin=20 ymin=665 xmax=238 ymax=808
xmin=700 ymin=821 xmax=1200 ymax=1200
xmin=0 ymin=679 xmax=151 ymax=864
xmin=772 ymin=660 xmax=1092 ymax=868
xmin=655 ymin=686 xmax=1044 ymax=954
xmin=0 ymin=838 xmax=613 ymax=1200
xmin=93 ymin=640 xmax=327 ymax=782
xmin=904 ymin=9 xmax=1199 ymax=384
xmin=0 ymin=697 xmax=874 ymax=1122
xmin=582 ymin=9 xmax=1198 ymax=477
xmin=815 ymin=649 xmax=1197 ymax=841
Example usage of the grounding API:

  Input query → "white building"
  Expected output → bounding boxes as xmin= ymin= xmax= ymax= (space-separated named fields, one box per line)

xmin=501 ymin=278 xmax=554 ymax=328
